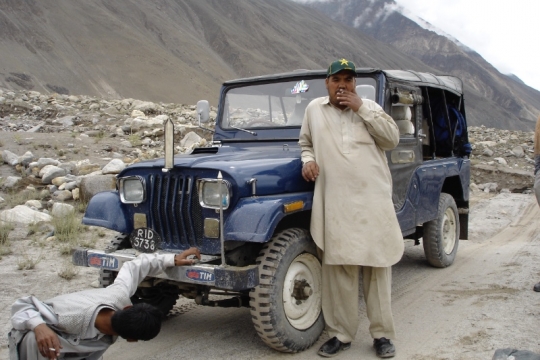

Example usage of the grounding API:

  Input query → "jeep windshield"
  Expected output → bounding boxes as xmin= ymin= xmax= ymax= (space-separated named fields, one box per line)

xmin=221 ymin=77 xmax=378 ymax=130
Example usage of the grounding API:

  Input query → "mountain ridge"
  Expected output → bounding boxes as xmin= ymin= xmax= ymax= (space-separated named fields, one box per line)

xmin=0 ymin=0 xmax=537 ymax=130
xmin=299 ymin=0 xmax=540 ymax=130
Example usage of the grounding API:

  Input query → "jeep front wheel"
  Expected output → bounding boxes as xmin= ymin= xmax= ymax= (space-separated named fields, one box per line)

xmin=423 ymin=193 xmax=459 ymax=268
xmin=250 ymin=228 xmax=324 ymax=352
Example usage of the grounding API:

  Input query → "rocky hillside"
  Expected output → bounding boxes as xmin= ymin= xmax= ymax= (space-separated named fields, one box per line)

xmin=0 ymin=0 xmax=537 ymax=132
xmin=0 ymin=88 xmax=534 ymax=217
xmin=0 ymin=0 xmax=426 ymax=104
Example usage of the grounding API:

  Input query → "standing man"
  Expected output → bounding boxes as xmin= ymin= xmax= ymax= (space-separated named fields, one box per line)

xmin=9 ymin=247 xmax=200 ymax=360
xmin=299 ymin=59 xmax=404 ymax=358
xmin=533 ymin=114 xmax=540 ymax=292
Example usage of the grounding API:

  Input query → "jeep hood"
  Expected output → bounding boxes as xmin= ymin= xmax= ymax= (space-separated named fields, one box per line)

xmin=119 ymin=144 xmax=310 ymax=195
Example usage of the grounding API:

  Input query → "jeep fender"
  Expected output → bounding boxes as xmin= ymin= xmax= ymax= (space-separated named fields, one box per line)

xmin=414 ymin=159 xmax=469 ymax=226
xmin=82 ymin=191 xmax=131 ymax=232
xmin=224 ymin=192 xmax=313 ymax=243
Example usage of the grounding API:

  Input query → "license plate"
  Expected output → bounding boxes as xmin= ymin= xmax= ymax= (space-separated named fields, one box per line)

xmin=130 ymin=227 xmax=162 ymax=253
xmin=88 ymin=254 xmax=119 ymax=270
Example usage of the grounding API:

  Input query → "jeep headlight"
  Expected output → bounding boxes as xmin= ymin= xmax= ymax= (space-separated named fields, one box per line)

xmin=198 ymin=179 xmax=231 ymax=210
xmin=119 ymin=176 xmax=146 ymax=204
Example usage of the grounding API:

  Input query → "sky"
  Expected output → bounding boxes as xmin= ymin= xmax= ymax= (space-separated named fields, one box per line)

xmin=393 ymin=0 xmax=539 ymax=91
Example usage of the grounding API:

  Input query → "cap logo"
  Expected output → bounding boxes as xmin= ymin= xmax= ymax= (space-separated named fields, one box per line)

xmin=327 ymin=58 xmax=356 ymax=77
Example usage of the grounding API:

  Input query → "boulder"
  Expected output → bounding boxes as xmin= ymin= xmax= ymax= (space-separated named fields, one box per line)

xmin=79 ymin=175 xmax=116 ymax=202
xmin=0 ymin=205 xmax=52 ymax=224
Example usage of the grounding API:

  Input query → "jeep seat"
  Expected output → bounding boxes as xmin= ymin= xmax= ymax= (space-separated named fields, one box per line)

xmin=392 ymin=105 xmax=414 ymax=135
xmin=356 ymin=84 xmax=376 ymax=101
xmin=287 ymin=101 xmax=308 ymax=126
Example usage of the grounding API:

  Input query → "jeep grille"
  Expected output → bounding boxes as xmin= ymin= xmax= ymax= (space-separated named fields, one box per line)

xmin=147 ymin=173 xmax=204 ymax=249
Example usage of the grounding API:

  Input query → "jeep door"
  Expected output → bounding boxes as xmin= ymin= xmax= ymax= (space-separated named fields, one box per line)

xmin=385 ymin=84 xmax=423 ymax=235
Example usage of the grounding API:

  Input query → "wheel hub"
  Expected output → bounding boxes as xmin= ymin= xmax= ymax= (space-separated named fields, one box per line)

xmin=292 ymin=279 xmax=313 ymax=303
xmin=442 ymin=208 xmax=457 ymax=254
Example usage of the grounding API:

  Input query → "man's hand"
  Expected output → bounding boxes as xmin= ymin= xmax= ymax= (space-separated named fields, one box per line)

xmin=336 ymin=89 xmax=363 ymax=112
xmin=302 ymin=161 xmax=319 ymax=182
xmin=34 ymin=323 xmax=62 ymax=359
xmin=174 ymin=247 xmax=201 ymax=266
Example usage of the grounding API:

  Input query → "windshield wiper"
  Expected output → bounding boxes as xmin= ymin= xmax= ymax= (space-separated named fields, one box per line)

xmin=229 ymin=125 xmax=257 ymax=136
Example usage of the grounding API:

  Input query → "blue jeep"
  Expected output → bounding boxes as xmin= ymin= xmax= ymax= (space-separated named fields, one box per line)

xmin=73 ymin=69 xmax=470 ymax=352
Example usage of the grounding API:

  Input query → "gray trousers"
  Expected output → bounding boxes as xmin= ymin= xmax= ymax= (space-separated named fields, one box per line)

xmin=321 ymin=262 xmax=396 ymax=343
xmin=18 ymin=331 xmax=107 ymax=360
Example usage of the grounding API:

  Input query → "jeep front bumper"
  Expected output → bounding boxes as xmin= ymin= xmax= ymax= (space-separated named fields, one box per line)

xmin=72 ymin=248 xmax=259 ymax=291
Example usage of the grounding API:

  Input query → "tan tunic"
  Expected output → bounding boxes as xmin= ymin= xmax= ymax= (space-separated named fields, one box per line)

xmin=299 ymin=96 xmax=404 ymax=267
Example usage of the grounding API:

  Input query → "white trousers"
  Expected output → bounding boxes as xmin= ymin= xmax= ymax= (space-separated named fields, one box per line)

xmin=321 ymin=261 xmax=396 ymax=343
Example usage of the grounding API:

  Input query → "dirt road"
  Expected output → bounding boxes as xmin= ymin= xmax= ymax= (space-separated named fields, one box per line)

xmin=90 ymin=193 xmax=540 ymax=360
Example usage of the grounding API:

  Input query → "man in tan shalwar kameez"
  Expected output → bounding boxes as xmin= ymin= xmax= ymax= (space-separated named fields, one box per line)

xmin=299 ymin=59 xmax=404 ymax=358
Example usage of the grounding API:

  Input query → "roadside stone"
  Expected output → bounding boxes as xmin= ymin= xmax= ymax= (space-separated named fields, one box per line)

xmin=37 ymin=158 xmax=61 ymax=169
xmin=2 ymin=150 xmax=19 ymax=166
xmin=26 ymin=122 xmax=44 ymax=133
xmin=25 ymin=200 xmax=43 ymax=209
xmin=180 ymin=131 xmax=202 ymax=148
xmin=85 ymin=130 xmax=103 ymax=137
xmin=59 ymin=162 xmax=76 ymax=174
xmin=472 ymin=164 xmax=533 ymax=192
xmin=2 ymin=176 xmax=22 ymax=189
xmin=58 ymin=116 xmax=75 ymax=127
xmin=72 ymin=188 xmax=80 ymax=200
xmin=52 ymin=190 xmax=72 ymax=201
xmin=511 ymin=146 xmax=525 ymax=158
xmin=482 ymin=148 xmax=494 ymax=157
xmin=64 ymin=181 xmax=78 ymax=191
xmin=77 ymin=164 xmax=102 ymax=175
xmin=479 ymin=182 xmax=498 ymax=193
xmin=19 ymin=151 xmax=35 ymax=166
xmin=79 ymin=175 xmax=116 ymax=202
xmin=40 ymin=165 xmax=67 ymax=184
xmin=130 ymin=109 xmax=146 ymax=118
xmin=0 ymin=205 xmax=52 ymax=224
xmin=132 ymin=100 xmax=157 ymax=114
xmin=51 ymin=177 xmax=67 ymax=187
xmin=51 ymin=203 xmax=75 ymax=217
xmin=102 ymin=159 xmax=126 ymax=174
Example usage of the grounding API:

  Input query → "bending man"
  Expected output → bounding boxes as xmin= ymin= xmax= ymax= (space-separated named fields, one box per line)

xmin=9 ymin=247 xmax=200 ymax=360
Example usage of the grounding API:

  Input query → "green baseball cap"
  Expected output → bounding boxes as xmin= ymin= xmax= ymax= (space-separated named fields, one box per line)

xmin=327 ymin=58 xmax=356 ymax=77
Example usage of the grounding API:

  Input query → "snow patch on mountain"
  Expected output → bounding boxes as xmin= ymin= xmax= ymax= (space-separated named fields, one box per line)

xmin=390 ymin=3 xmax=474 ymax=52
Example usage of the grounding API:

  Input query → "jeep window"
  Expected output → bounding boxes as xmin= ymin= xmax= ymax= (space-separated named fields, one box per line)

xmin=222 ymin=77 xmax=377 ymax=130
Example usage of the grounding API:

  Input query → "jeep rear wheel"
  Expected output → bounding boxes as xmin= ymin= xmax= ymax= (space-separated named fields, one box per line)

xmin=423 ymin=193 xmax=459 ymax=268
xmin=250 ymin=228 xmax=324 ymax=352
xmin=99 ymin=233 xmax=179 ymax=317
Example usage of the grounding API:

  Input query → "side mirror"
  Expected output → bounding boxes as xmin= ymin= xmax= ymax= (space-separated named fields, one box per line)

xmin=197 ymin=100 xmax=210 ymax=124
